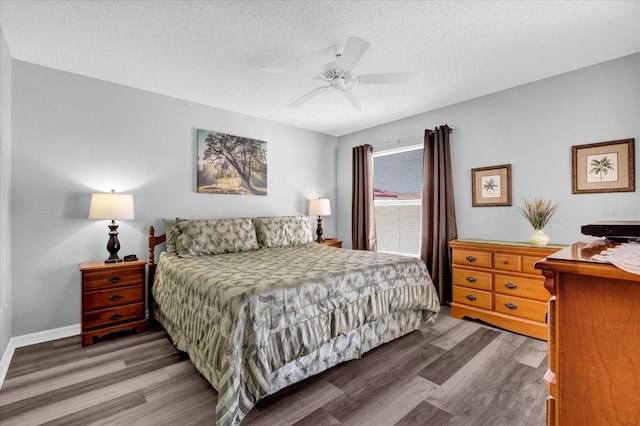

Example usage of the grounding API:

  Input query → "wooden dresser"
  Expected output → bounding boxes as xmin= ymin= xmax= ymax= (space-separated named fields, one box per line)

xmin=536 ymin=239 xmax=640 ymax=425
xmin=449 ymin=239 xmax=563 ymax=340
xmin=80 ymin=259 xmax=147 ymax=345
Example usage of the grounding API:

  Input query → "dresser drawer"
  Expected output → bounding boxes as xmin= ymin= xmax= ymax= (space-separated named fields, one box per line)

xmin=493 ymin=254 xmax=521 ymax=272
xmin=84 ymin=285 xmax=144 ymax=311
xmin=453 ymin=250 xmax=492 ymax=268
xmin=453 ymin=285 xmax=492 ymax=310
xmin=522 ymin=255 xmax=546 ymax=275
xmin=83 ymin=302 xmax=144 ymax=330
xmin=494 ymin=294 xmax=547 ymax=322
xmin=453 ymin=268 xmax=492 ymax=291
xmin=83 ymin=267 xmax=144 ymax=291
xmin=494 ymin=274 xmax=549 ymax=302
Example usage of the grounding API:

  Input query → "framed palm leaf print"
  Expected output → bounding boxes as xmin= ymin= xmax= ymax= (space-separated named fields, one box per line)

xmin=471 ymin=164 xmax=512 ymax=207
xmin=572 ymin=139 xmax=635 ymax=194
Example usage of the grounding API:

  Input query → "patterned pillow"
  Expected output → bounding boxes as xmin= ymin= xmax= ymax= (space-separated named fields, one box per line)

xmin=253 ymin=215 xmax=313 ymax=248
xmin=162 ymin=217 xmax=188 ymax=253
xmin=175 ymin=218 xmax=259 ymax=256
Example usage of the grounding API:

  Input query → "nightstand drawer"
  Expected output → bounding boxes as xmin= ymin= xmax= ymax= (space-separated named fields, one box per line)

xmin=84 ymin=285 xmax=144 ymax=311
xmin=493 ymin=254 xmax=521 ymax=272
xmin=453 ymin=268 xmax=492 ymax=291
xmin=453 ymin=250 xmax=492 ymax=268
xmin=494 ymin=274 xmax=549 ymax=302
xmin=83 ymin=302 xmax=144 ymax=330
xmin=83 ymin=267 xmax=144 ymax=291
xmin=453 ymin=286 xmax=492 ymax=310
xmin=495 ymin=294 xmax=547 ymax=322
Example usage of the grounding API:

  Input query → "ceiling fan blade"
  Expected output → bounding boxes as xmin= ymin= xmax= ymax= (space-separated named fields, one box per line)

xmin=343 ymin=87 xmax=368 ymax=112
xmin=358 ymin=72 xmax=421 ymax=84
xmin=336 ymin=37 xmax=370 ymax=71
xmin=260 ymin=66 xmax=309 ymax=78
xmin=287 ymin=86 xmax=331 ymax=108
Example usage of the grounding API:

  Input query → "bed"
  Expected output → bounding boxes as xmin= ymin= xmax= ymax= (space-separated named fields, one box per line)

xmin=148 ymin=215 xmax=440 ymax=425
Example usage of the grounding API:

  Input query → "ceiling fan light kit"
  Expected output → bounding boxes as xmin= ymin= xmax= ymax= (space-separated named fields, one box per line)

xmin=262 ymin=37 xmax=420 ymax=112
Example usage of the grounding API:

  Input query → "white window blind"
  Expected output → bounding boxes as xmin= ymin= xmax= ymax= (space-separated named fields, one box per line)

xmin=373 ymin=145 xmax=423 ymax=256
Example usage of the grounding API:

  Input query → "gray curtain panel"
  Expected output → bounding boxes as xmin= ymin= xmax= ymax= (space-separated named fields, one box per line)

xmin=352 ymin=144 xmax=377 ymax=251
xmin=420 ymin=125 xmax=457 ymax=304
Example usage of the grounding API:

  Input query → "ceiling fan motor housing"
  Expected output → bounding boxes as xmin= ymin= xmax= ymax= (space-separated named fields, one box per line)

xmin=321 ymin=65 xmax=356 ymax=84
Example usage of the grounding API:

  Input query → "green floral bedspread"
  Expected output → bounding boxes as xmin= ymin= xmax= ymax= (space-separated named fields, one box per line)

xmin=152 ymin=243 xmax=440 ymax=425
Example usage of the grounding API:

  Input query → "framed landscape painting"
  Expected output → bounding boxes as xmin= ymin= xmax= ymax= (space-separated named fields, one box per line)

xmin=471 ymin=164 xmax=512 ymax=207
xmin=572 ymin=138 xmax=635 ymax=194
xmin=197 ymin=129 xmax=267 ymax=195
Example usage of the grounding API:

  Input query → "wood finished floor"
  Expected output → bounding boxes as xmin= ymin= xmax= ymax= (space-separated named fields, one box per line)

xmin=0 ymin=307 xmax=548 ymax=425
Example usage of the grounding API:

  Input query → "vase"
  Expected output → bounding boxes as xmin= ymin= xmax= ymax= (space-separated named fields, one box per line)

xmin=529 ymin=229 xmax=550 ymax=246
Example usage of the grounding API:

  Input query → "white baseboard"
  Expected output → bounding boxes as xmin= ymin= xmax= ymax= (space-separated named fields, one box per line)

xmin=0 ymin=323 xmax=80 ymax=389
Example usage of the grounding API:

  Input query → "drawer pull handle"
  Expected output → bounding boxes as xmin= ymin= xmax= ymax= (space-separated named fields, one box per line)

xmin=465 ymin=276 xmax=477 ymax=283
xmin=110 ymin=313 xmax=123 ymax=320
xmin=504 ymin=282 xmax=518 ymax=290
xmin=109 ymin=276 xmax=123 ymax=283
xmin=503 ymin=260 xmax=509 ymax=265
xmin=109 ymin=294 xmax=122 ymax=301
xmin=465 ymin=256 xmax=477 ymax=263
xmin=504 ymin=303 xmax=518 ymax=310
xmin=465 ymin=294 xmax=477 ymax=302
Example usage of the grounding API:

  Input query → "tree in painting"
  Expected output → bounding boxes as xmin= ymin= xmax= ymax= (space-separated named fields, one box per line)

xmin=589 ymin=156 xmax=615 ymax=181
xmin=197 ymin=130 xmax=267 ymax=195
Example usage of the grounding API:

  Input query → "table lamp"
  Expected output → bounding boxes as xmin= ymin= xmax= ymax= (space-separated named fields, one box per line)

xmin=309 ymin=198 xmax=331 ymax=242
xmin=89 ymin=190 xmax=135 ymax=263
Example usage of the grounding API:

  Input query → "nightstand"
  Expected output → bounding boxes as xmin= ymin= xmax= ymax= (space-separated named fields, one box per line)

xmin=319 ymin=238 xmax=342 ymax=248
xmin=79 ymin=259 xmax=147 ymax=345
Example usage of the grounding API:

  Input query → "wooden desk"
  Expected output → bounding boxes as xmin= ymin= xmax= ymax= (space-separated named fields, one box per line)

xmin=536 ymin=239 xmax=640 ymax=425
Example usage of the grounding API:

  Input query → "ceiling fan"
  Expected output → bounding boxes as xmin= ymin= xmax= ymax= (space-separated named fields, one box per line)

xmin=260 ymin=37 xmax=420 ymax=111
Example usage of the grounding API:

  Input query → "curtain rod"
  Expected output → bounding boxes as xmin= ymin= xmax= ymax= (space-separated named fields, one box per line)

xmin=426 ymin=126 xmax=456 ymax=134
xmin=376 ymin=126 xmax=456 ymax=149
xmin=375 ymin=136 xmax=421 ymax=149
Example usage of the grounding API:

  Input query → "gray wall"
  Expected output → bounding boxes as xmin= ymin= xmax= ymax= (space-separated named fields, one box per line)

xmin=337 ymin=53 xmax=640 ymax=248
xmin=7 ymin=53 xmax=640 ymax=338
xmin=12 ymin=61 xmax=338 ymax=336
xmin=0 ymin=31 xmax=12 ymax=355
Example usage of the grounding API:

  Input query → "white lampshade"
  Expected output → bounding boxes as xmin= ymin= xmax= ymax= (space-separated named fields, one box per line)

xmin=309 ymin=198 xmax=331 ymax=217
xmin=88 ymin=192 xmax=135 ymax=220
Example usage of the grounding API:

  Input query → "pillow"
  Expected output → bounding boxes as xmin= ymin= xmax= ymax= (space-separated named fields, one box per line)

xmin=252 ymin=215 xmax=313 ymax=248
xmin=175 ymin=218 xmax=259 ymax=257
xmin=162 ymin=217 xmax=188 ymax=253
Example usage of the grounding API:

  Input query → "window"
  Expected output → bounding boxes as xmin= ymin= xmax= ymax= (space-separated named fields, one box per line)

xmin=373 ymin=145 xmax=423 ymax=256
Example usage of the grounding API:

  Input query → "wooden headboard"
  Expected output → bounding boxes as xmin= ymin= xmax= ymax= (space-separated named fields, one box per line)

xmin=147 ymin=225 xmax=166 ymax=317
xmin=148 ymin=225 xmax=166 ymax=265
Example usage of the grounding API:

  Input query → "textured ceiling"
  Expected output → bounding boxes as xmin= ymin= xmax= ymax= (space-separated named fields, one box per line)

xmin=1 ymin=1 xmax=639 ymax=136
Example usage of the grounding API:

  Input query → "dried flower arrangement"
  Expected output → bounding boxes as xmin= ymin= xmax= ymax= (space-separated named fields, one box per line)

xmin=520 ymin=198 xmax=559 ymax=230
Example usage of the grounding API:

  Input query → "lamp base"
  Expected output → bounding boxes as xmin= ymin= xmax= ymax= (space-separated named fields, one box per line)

xmin=105 ymin=220 xmax=123 ymax=263
xmin=315 ymin=216 xmax=324 ymax=242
